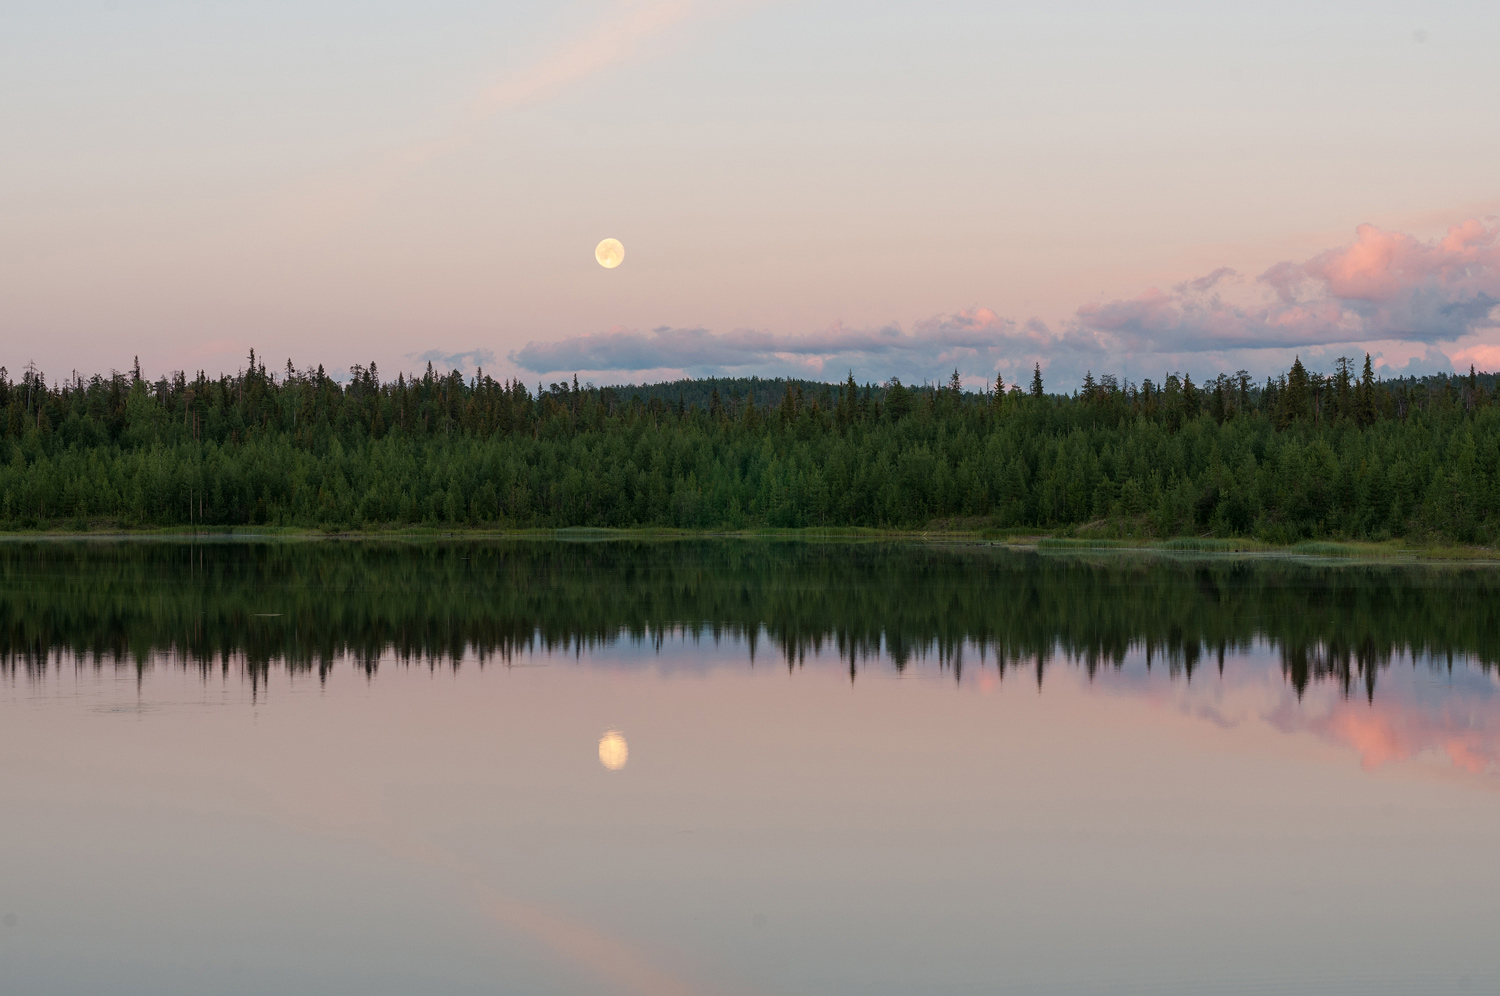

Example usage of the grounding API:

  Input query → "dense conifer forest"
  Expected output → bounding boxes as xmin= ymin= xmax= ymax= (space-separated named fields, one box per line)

xmin=1 ymin=351 xmax=1497 ymax=541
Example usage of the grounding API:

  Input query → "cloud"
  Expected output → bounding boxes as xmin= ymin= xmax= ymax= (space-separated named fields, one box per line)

xmin=409 ymin=348 xmax=497 ymax=374
xmin=510 ymin=310 xmax=1109 ymax=386
xmin=506 ymin=219 xmax=1500 ymax=389
xmin=1181 ymin=266 xmax=1237 ymax=293
xmin=1450 ymin=342 xmax=1500 ymax=372
xmin=1078 ymin=219 xmax=1500 ymax=352
xmin=1371 ymin=344 xmax=1453 ymax=378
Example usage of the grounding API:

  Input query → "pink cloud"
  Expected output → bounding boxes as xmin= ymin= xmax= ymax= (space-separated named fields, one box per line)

xmin=1080 ymin=219 xmax=1500 ymax=351
xmin=1273 ymin=219 xmax=1500 ymax=305
xmin=1449 ymin=343 xmax=1500 ymax=370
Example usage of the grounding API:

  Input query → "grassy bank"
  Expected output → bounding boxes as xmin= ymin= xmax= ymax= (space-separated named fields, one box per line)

xmin=1 ymin=521 xmax=1497 ymax=563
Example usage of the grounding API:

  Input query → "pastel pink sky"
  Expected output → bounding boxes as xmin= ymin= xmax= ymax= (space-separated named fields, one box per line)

xmin=2 ymin=1 xmax=1498 ymax=388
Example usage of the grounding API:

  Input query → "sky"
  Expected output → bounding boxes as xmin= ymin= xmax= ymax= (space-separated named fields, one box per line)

xmin=2 ymin=0 xmax=1499 ymax=390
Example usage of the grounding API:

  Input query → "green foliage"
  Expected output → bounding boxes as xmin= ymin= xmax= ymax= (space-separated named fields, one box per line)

xmin=0 ymin=353 xmax=1498 ymax=541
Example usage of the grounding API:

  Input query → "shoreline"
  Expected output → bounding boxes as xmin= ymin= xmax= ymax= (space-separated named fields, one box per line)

xmin=0 ymin=525 xmax=1496 ymax=564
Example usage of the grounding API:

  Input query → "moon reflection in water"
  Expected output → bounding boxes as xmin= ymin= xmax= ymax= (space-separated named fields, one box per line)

xmin=598 ymin=730 xmax=628 ymax=770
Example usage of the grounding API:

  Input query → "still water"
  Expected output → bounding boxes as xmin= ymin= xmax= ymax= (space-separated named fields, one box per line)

xmin=2 ymin=539 xmax=1499 ymax=995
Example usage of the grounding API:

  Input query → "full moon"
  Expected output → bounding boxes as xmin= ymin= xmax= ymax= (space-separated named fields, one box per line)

xmin=598 ymin=730 xmax=628 ymax=770
xmin=595 ymin=238 xmax=624 ymax=268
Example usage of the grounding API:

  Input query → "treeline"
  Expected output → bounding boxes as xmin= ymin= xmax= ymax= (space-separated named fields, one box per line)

xmin=3 ymin=539 xmax=1496 ymax=700
xmin=0 ymin=352 xmax=1498 ymax=541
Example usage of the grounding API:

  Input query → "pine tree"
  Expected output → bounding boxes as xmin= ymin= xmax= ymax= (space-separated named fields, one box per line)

xmin=1333 ymin=356 xmax=1353 ymax=421
xmin=1030 ymin=363 xmax=1044 ymax=398
xmin=1279 ymin=356 xmax=1311 ymax=427
xmin=1356 ymin=354 xmax=1376 ymax=427
xmin=842 ymin=372 xmax=860 ymax=425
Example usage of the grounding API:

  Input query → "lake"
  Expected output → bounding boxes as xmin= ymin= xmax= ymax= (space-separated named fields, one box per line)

xmin=2 ymin=539 xmax=1498 ymax=995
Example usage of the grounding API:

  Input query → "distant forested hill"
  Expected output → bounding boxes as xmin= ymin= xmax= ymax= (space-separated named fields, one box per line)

xmin=586 ymin=375 xmax=844 ymax=411
xmin=0 ymin=353 xmax=1497 ymax=542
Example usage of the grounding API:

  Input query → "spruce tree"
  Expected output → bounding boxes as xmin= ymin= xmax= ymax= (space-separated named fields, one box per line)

xmin=1356 ymin=354 xmax=1376 ymax=427
xmin=1279 ymin=356 xmax=1311 ymax=427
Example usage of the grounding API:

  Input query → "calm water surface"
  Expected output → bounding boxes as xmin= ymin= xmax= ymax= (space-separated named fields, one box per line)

xmin=2 ymin=540 xmax=1499 ymax=995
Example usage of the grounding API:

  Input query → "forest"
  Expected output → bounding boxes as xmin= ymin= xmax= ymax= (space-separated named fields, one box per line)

xmin=0 ymin=351 xmax=1497 ymax=542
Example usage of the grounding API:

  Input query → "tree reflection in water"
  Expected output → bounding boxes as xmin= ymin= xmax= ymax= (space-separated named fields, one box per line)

xmin=0 ymin=539 xmax=1496 ymax=705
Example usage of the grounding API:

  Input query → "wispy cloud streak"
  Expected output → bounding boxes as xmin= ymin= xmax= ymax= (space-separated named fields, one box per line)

xmin=470 ymin=1 xmax=696 ymax=122
xmin=292 ymin=1 xmax=703 ymax=229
